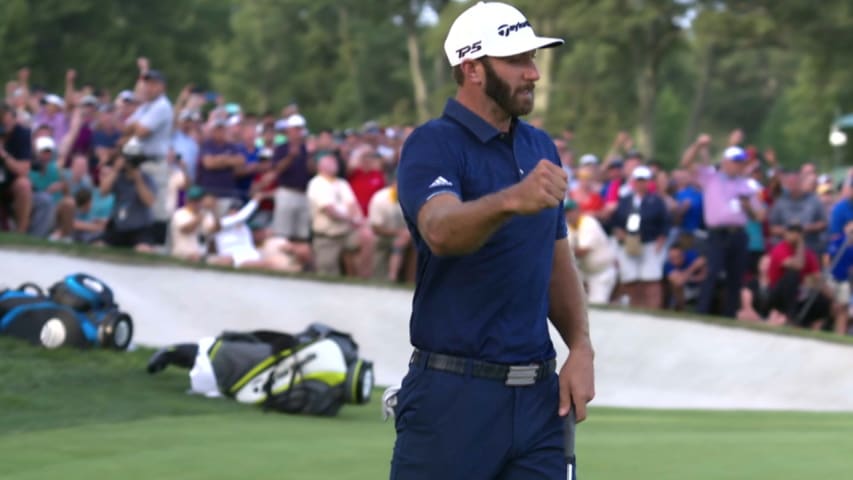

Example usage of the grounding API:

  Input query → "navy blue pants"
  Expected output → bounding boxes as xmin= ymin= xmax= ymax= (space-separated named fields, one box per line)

xmin=697 ymin=228 xmax=748 ymax=317
xmin=390 ymin=357 xmax=566 ymax=479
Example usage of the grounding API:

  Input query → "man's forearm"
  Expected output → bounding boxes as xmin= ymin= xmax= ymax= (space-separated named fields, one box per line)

xmin=418 ymin=191 xmax=514 ymax=256
xmin=135 ymin=178 xmax=155 ymax=206
xmin=549 ymin=240 xmax=593 ymax=351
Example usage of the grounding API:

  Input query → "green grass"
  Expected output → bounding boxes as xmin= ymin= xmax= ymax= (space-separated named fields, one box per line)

xmin=1 ymin=338 xmax=852 ymax=479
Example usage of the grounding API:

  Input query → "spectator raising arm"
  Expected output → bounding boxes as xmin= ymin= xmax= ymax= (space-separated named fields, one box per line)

xmin=680 ymin=134 xmax=712 ymax=169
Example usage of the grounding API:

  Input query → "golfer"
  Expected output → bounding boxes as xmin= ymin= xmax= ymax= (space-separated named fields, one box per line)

xmin=392 ymin=2 xmax=595 ymax=479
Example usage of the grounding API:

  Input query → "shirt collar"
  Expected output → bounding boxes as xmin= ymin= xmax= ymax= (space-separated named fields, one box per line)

xmin=442 ymin=98 xmax=514 ymax=144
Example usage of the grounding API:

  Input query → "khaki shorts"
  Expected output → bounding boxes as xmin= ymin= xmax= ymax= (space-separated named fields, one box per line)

xmin=826 ymin=278 xmax=851 ymax=305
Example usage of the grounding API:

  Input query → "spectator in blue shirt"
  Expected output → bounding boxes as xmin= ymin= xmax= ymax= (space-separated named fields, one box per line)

xmin=671 ymin=168 xmax=704 ymax=238
xmin=663 ymin=241 xmax=706 ymax=311
xmin=825 ymin=220 xmax=853 ymax=335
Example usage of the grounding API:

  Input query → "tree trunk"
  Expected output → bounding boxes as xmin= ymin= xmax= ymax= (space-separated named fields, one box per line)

xmin=636 ymin=64 xmax=657 ymax=157
xmin=683 ymin=44 xmax=715 ymax=151
xmin=406 ymin=23 xmax=430 ymax=123
xmin=338 ymin=5 xmax=364 ymax=121
xmin=531 ymin=17 xmax=555 ymax=121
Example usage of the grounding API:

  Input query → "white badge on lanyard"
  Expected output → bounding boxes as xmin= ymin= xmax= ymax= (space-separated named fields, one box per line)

xmin=626 ymin=213 xmax=641 ymax=232
xmin=118 ymin=206 xmax=128 ymax=222
xmin=729 ymin=198 xmax=742 ymax=213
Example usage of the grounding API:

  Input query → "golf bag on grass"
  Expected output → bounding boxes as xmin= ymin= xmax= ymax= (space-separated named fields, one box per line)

xmin=147 ymin=323 xmax=374 ymax=417
xmin=0 ymin=273 xmax=133 ymax=350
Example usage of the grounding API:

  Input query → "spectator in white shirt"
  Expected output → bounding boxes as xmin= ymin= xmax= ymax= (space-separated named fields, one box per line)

xmin=368 ymin=176 xmax=410 ymax=282
xmin=211 ymin=194 xmax=272 ymax=269
xmin=306 ymin=154 xmax=366 ymax=276
xmin=168 ymin=185 xmax=216 ymax=261
xmin=565 ymin=199 xmax=618 ymax=304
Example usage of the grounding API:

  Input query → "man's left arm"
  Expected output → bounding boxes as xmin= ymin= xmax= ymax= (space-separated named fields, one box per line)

xmin=548 ymin=238 xmax=596 ymax=422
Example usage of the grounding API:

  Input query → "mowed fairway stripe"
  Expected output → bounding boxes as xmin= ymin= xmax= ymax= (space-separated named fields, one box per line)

xmin=2 ymin=408 xmax=852 ymax=480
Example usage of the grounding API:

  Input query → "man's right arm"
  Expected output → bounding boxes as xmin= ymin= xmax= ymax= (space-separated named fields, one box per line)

xmin=416 ymin=160 xmax=567 ymax=256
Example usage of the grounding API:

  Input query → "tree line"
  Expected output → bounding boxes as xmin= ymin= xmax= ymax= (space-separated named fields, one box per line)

xmin=2 ymin=0 xmax=852 ymax=169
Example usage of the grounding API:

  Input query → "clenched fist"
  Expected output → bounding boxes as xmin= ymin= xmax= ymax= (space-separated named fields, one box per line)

xmin=506 ymin=159 xmax=568 ymax=215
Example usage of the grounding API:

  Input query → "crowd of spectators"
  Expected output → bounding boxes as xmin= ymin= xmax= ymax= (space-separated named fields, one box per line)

xmin=2 ymin=61 xmax=852 ymax=335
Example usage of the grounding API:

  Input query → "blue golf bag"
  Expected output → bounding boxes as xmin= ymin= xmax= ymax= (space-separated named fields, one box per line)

xmin=0 ymin=273 xmax=133 ymax=350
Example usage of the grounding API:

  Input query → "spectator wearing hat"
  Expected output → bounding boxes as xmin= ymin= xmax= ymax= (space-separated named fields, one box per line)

xmin=1 ymin=104 xmax=33 ymax=233
xmin=170 ymin=110 xmax=201 ymax=183
xmin=682 ymin=135 xmax=765 ymax=317
xmin=123 ymin=60 xmax=175 ymax=241
xmin=368 ymin=174 xmax=410 ymax=282
xmin=196 ymin=119 xmax=244 ymax=214
xmin=168 ymin=185 xmax=217 ymax=261
xmin=564 ymin=199 xmax=617 ymax=304
xmin=569 ymin=163 xmax=605 ymax=219
xmin=32 ymin=93 xmax=68 ymax=146
xmin=115 ymin=90 xmax=138 ymax=125
xmin=266 ymin=114 xmax=312 ymax=242
xmin=211 ymin=193 xmax=275 ymax=269
xmin=768 ymin=168 xmax=826 ymax=253
xmin=612 ymin=165 xmax=670 ymax=308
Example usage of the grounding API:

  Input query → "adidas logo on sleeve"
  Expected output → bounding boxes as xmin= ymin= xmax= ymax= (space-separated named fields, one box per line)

xmin=429 ymin=176 xmax=453 ymax=188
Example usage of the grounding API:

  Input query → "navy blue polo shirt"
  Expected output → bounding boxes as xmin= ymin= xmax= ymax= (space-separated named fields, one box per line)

xmin=397 ymin=98 xmax=567 ymax=364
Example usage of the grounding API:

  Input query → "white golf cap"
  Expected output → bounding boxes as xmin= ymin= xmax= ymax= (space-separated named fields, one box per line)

xmin=43 ymin=94 xmax=65 ymax=109
xmin=579 ymin=154 xmax=599 ymax=166
xmin=35 ymin=136 xmax=56 ymax=152
xmin=723 ymin=146 xmax=747 ymax=162
xmin=286 ymin=114 xmax=307 ymax=129
xmin=632 ymin=165 xmax=653 ymax=180
xmin=444 ymin=2 xmax=563 ymax=67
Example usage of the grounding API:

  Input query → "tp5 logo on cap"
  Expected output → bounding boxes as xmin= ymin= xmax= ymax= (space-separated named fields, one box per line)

xmin=456 ymin=41 xmax=483 ymax=59
xmin=444 ymin=2 xmax=564 ymax=67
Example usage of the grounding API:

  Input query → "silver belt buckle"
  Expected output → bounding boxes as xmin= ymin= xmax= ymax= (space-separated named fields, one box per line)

xmin=505 ymin=365 xmax=539 ymax=386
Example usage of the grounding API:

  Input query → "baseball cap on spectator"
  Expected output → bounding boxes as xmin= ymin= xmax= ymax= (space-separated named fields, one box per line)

xmin=632 ymin=165 xmax=653 ymax=180
xmin=226 ymin=115 xmax=242 ymax=127
xmin=42 ymin=94 xmax=65 ymax=109
xmin=186 ymin=185 xmax=206 ymax=202
xmin=607 ymin=159 xmax=624 ymax=170
xmin=118 ymin=90 xmax=136 ymax=103
xmin=286 ymin=114 xmax=307 ymax=129
xmin=274 ymin=118 xmax=289 ymax=131
xmin=563 ymin=199 xmax=578 ymax=211
xmin=444 ymin=1 xmax=563 ymax=67
xmin=723 ymin=146 xmax=747 ymax=162
xmin=35 ymin=136 xmax=56 ymax=152
xmin=579 ymin=154 xmax=599 ymax=166
xmin=225 ymin=103 xmax=241 ymax=116
xmin=142 ymin=70 xmax=166 ymax=83
xmin=80 ymin=95 xmax=99 ymax=107
xmin=361 ymin=120 xmax=381 ymax=135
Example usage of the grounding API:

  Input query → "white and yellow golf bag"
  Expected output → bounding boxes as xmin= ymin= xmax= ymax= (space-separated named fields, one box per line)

xmin=148 ymin=323 xmax=374 ymax=416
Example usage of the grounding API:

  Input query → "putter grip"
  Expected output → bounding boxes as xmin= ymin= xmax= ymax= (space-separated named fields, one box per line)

xmin=564 ymin=407 xmax=576 ymax=459
xmin=565 ymin=407 xmax=577 ymax=479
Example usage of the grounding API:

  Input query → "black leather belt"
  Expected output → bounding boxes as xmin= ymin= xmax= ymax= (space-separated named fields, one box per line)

xmin=709 ymin=225 xmax=744 ymax=234
xmin=410 ymin=349 xmax=555 ymax=387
